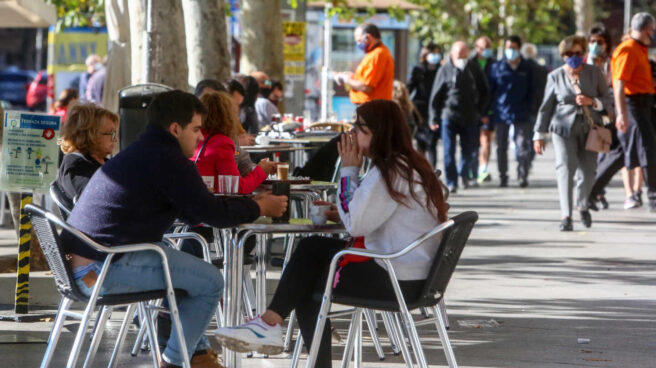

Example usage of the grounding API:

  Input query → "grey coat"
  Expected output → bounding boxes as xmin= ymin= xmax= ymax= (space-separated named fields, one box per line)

xmin=534 ymin=64 xmax=611 ymax=138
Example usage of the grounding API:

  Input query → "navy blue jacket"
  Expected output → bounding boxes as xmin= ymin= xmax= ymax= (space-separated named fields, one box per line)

xmin=488 ymin=58 xmax=534 ymax=124
xmin=62 ymin=125 xmax=261 ymax=261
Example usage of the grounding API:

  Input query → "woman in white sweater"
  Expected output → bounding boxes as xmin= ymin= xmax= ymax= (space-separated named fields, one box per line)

xmin=215 ymin=100 xmax=449 ymax=367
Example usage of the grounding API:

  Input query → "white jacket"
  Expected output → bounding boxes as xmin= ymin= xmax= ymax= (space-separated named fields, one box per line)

xmin=337 ymin=166 xmax=443 ymax=280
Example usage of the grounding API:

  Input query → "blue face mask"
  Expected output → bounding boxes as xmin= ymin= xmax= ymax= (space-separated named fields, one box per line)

xmin=356 ymin=35 xmax=369 ymax=52
xmin=481 ymin=48 xmax=494 ymax=59
xmin=566 ymin=55 xmax=584 ymax=69
xmin=588 ymin=42 xmax=603 ymax=58
xmin=426 ymin=53 xmax=442 ymax=65
xmin=505 ymin=48 xmax=520 ymax=61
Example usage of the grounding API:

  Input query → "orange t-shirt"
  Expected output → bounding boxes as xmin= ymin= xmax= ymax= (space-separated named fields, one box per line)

xmin=611 ymin=38 xmax=655 ymax=95
xmin=349 ymin=43 xmax=395 ymax=104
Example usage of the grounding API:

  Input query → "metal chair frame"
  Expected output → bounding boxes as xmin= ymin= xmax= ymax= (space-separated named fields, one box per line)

xmin=26 ymin=204 xmax=192 ymax=368
xmin=304 ymin=211 xmax=478 ymax=368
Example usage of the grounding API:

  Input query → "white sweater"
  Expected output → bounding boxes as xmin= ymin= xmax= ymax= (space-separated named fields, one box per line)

xmin=337 ymin=166 xmax=443 ymax=280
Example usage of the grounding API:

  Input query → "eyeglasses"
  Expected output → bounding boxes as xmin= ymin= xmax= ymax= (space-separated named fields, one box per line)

xmin=353 ymin=121 xmax=369 ymax=132
xmin=101 ymin=130 xmax=117 ymax=141
xmin=589 ymin=39 xmax=605 ymax=44
xmin=564 ymin=51 xmax=583 ymax=57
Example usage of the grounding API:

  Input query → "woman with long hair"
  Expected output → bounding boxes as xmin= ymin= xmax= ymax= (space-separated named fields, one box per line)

xmin=393 ymin=79 xmax=422 ymax=136
xmin=194 ymin=91 xmax=277 ymax=194
xmin=215 ymin=99 xmax=449 ymax=367
xmin=52 ymin=88 xmax=79 ymax=123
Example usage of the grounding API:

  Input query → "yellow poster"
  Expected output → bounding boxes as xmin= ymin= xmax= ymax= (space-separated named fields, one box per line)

xmin=283 ymin=21 xmax=306 ymax=80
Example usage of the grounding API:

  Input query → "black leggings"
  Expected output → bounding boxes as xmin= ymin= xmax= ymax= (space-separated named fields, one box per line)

xmin=268 ymin=236 xmax=424 ymax=368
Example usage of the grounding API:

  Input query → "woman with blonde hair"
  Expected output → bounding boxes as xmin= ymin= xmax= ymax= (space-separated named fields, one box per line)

xmin=55 ymin=103 xmax=119 ymax=204
xmin=194 ymin=91 xmax=277 ymax=194
xmin=393 ymin=80 xmax=422 ymax=136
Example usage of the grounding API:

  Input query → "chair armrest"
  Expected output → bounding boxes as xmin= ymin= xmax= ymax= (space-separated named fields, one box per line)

xmin=164 ymin=232 xmax=212 ymax=262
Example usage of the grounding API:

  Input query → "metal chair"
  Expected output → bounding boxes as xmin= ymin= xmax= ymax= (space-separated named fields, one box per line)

xmin=49 ymin=182 xmax=74 ymax=220
xmin=304 ymin=211 xmax=478 ymax=368
xmin=26 ymin=204 xmax=192 ymax=368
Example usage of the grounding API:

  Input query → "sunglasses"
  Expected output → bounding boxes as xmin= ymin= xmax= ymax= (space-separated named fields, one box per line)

xmin=101 ymin=130 xmax=118 ymax=141
xmin=564 ymin=51 xmax=583 ymax=57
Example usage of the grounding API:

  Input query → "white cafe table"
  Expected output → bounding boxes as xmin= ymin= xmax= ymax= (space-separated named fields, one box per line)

xmin=221 ymin=218 xmax=347 ymax=368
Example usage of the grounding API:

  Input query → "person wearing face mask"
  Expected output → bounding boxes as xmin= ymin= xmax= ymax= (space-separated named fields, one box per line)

xmin=336 ymin=23 xmax=395 ymax=105
xmin=533 ymin=35 xmax=611 ymax=231
xmin=428 ymin=41 xmax=486 ymax=192
xmin=611 ymin=12 xmax=656 ymax=213
xmin=251 ymin=71 xmax=281 ymax=129
xmin=408 ymin=43 xmax=443 ymax=165
xmin=469 ymin=37 xmax=496 ymax=184
xmin=488 ymin=35 xmax=535 ymax=188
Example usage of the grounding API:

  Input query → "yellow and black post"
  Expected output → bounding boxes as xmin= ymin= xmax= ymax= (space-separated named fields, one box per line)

xmin=14 ymin=192 xmax=32 ymax=314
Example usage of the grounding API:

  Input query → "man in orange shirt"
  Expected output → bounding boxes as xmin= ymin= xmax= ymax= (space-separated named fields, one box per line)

xmin=336 ymin=23 xmax=395 ymax=104
xmin=612 ymin=12 xmax=656 ymax=212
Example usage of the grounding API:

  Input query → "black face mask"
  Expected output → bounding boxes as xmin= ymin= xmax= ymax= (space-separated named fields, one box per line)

xmin=260 ymin=87 xmax=272 ymax=98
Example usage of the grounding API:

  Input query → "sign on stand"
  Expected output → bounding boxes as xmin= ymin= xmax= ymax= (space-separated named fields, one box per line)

xmin=0 ymin=111 xmax=60 ymax=320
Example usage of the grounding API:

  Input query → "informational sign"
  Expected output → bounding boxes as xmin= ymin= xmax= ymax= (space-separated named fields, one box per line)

xmin=1 ymin=111 xmax=61 ymax=193
xmin=283 ymin=21 xmax=306 ymax=81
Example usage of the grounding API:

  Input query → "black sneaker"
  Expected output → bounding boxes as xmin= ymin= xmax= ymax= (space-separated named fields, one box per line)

xmin=587 ymin=199 xmax=599 ymax=212
xmin=499 ymin=176 xmax=509 ymax=188
xmin=519 ymin=177 xmax=528 ymax=188
xmin=599 ymin=196 xmax=609 ymax=209
xmin=634 ymin=191 xmax=643 ymax=207
xmin=559 ymin=217 xmax=573 ymax=231
xmin=580 ymin=210 xmax=592 ymax=228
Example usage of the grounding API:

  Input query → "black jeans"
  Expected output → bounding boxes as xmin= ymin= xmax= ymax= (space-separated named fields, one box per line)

xmin=588 ymin=145 xmax=625 ymax=200
xmin=268 ymin=236 xmax=424 ymax=368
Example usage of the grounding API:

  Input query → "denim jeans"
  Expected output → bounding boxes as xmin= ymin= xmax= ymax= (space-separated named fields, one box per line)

xmin=495 ymin=122 xmax=534 ymax=180
xmin=74 ymin=244 xmax=223 ymax=366
xmin=441 ymin=118 xmax=478 ymax=188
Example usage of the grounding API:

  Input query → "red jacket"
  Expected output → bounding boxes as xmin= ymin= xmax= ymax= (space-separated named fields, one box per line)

xmin=192 ymin=132 xmax=266 ymax=194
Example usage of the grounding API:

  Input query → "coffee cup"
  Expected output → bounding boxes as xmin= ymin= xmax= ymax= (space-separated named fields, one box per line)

xmin=310 ymin=204 xmax=331 ymax=225
xmin=277 ymin=163 xmax=290 ymax=180
xmin=201 ymin=176 xmax=215 ymax=192
xmin=255 ymin=135 xmax=269 ymax=146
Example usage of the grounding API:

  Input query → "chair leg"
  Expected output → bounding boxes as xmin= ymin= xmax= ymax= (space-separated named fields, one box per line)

xmin=393 ymin=313 xmax=415 ymax=368
xmin=303 ymin=297 xmax=333 ymax=368
xmin=242 ymin=269 xmax=255 ymax=320
xmin=66 ymin=294 xmax=102 ymax=367
xmin=284 ymin=311 xmax=296 ymax=352
xmin=353 ymin=309 xmax=363 ymax=368
xmin=40 ymin=298 xmax=73 ymax=368
xmin=83 ymin=306 xmax=112 ymax=368
xmin=435 ymin=305 xmax=458 ymax=368
xmin=438 ymin=299 xmax=450 ymax=329
xmin=109 ymin=304 xmax=137 ymax=368
xmin=255 ymin=233 xmax=268 ymax=315
xmin=130 ymin=316 xmax=148 ymax=356
xmin=380 ymin=311 xmax=400 ymax=356
xmin=340 ymin=310 xmax=360 ymax=368
xmin=140 ymin=302 xmax=162 ymax=367
xmin=400 ymin=310 xmax=429 ymax=368
xmin=420 ymin=306 xmax=430 ymax=319
xmin=290 ymin=334 xmax=303 ymax=368
xmin=363 ymin=309 xmax=385 ymax=361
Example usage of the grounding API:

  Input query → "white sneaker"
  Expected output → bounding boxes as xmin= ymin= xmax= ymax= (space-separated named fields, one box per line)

xmin=214 ymin=316 xmax=283 ymax=355
xmin=624 ymin=196 xmax=640 ymax=210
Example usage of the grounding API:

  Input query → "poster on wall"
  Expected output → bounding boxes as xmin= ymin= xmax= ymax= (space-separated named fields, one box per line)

xmin=283 ymin=21 xmax=306 ymax=82
xmin=1 ymin=111 xmax=61 ymax=193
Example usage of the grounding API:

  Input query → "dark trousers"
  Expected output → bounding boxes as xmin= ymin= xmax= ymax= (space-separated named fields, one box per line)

xmin=469 ymin=124 xmax=481 ymax=180
xmin=496 ymin=122 xmax=534 ymax=180
xmin=441 ymin=118 xmax=477 ymax=187
xmin=588 ymin=145 xmax=625 ymax=200
xmin=268 ymin=236 xmax=424 ymax=368
xmin=620 ymin=94 xmax=656 ymax=204
xmin=416 ymin=125 xmax=440 ymax=167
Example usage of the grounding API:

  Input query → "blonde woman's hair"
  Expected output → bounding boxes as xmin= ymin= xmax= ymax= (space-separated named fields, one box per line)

xmin=558 ymin=35 xmax=588 ymax=57
xmin=392 ymin=80 xmax=423 ymax=125
xmin=200 ymin=91 xmax=240 ymax=138
xmin=59 ymin=103 xmax=118 ymax=154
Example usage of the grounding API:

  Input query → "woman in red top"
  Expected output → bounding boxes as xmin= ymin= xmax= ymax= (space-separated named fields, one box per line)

xmin=194 ymin=91 xmax=277 ymax=193
xmin=52 ymin=88 xmax=79 ymax=123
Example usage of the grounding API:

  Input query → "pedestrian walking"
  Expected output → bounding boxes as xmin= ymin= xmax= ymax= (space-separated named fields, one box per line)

xmin=470 ymin=36 xmax=496 ymax=184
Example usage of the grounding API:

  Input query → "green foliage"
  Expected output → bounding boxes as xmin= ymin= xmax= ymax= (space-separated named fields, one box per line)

xmin=45 ymin=0 xmax=105 ymax=31
xmin=408 ymin=0 xmax=573 ymax=47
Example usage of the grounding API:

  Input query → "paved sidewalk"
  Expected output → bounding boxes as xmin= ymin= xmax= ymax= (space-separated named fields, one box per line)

xmin=0 ymin=147 xmax=654 ymax=367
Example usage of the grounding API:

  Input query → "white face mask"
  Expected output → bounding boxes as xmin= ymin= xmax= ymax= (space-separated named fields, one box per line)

xmin=454 ymin=58 xmax=467 ymax=70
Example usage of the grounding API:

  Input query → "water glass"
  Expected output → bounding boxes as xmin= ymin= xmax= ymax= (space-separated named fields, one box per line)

xmin=310 ymin=204 xmax=331 ymax=225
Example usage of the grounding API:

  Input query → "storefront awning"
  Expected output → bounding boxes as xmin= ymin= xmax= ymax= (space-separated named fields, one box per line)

xmin=308 ymin=0 xmax=421 ymax=10
xmin=0 ymin=0 xmax=57 ymax=28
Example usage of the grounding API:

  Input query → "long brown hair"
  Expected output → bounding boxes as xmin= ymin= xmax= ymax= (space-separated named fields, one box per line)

xmin=393 ymin=80 xmax=423 ymax=125
xmin=356 ymin=100 xmax=448 ymax=223
xmin=200 ymin=91 xmax=240 ymax=138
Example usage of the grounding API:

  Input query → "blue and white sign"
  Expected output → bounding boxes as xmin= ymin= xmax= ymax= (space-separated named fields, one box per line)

xmin=1 ymin=111 xmax=61 ymax=193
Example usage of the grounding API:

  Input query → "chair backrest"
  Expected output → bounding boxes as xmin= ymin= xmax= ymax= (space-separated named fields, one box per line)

xmin=49 ymin=182 xmax=74 ymax=220
xmin=419 ymin=211 xmax=478 ymax=303
xmin=25 ymin=204 xmax=89 ymax=302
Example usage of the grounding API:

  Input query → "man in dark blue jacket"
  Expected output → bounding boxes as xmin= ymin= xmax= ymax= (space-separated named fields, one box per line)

xmin=488 ymin=35 xmax=535 ymax=187
xmin=62 ymin=90 xmax=288 ymax=367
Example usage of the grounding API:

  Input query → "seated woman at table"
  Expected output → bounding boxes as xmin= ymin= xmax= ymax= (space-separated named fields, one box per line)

xmin=194 ymin=91 xmax=278 ymax=194
xmin=55 ymin=103 xmax=119 ymax=205
xmin=215 ymin=99 xmax=449 ymax=366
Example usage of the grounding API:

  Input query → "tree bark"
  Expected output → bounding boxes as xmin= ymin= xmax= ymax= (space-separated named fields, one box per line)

xmin=146 ymin=0 xmax=189 ymax=90
xmin=574 ymin=0 xmax=594 ymax=36
xmin=239 ymin=0 xmax=284 ymax=82
xmin=182 ymin=0 xmax=231 ymax=89
xmin=128 ymin=0 xmax=146 ymax=85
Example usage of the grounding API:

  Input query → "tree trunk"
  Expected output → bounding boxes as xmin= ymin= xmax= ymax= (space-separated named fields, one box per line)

xmin=574 ymin=0 xmax=594 ymax=36
xmin=239 ymin=0 xmax=284 ymax=82
xmin=182 ymin=0 xmax=231 ymax=88
xmin=128 ymin=0 xmax=146 ymax=85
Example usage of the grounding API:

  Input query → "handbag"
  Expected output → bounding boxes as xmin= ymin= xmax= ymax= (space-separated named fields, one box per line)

xmin=566 ymin=72 xmax=612 ymax=153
